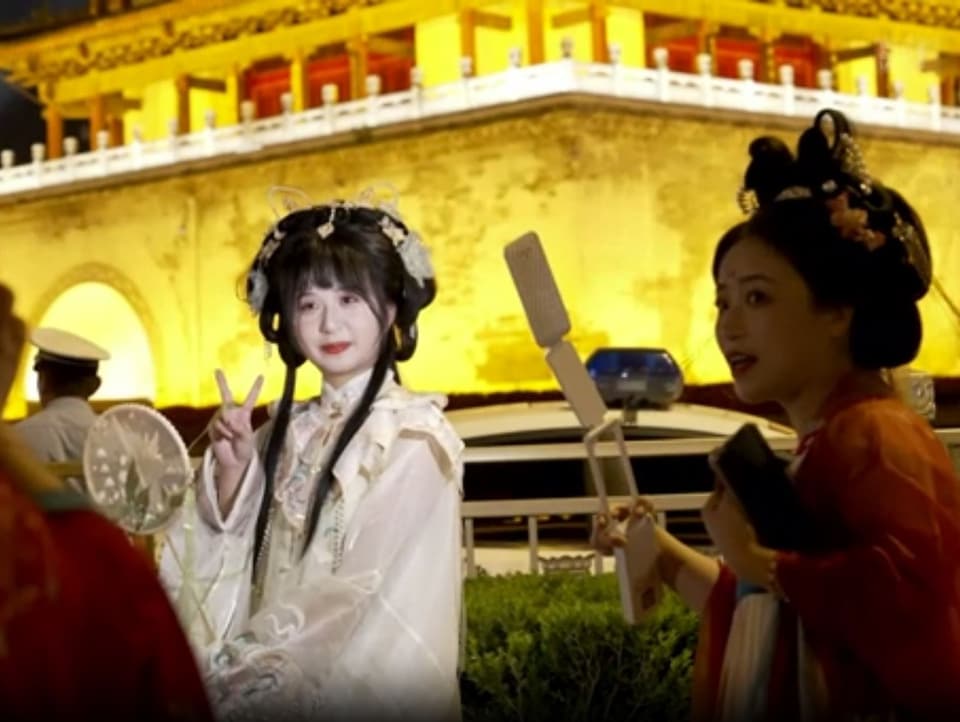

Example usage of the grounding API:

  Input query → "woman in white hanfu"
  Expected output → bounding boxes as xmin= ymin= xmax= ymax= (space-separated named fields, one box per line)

xmin=160 ymin=194 xmax=464 ymax=722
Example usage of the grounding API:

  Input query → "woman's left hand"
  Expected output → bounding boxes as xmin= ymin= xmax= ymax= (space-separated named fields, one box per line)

xmin=701 ymin=453 xmax=776 ymax=588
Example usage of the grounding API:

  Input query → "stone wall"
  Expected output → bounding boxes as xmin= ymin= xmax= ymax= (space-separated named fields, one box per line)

xmin=2 ymin=101 xmax=959 ymax=417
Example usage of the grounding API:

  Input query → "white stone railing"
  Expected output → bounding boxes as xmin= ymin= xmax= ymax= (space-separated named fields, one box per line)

xmin=2 ymin=51 xmax=957 ymax=199
xmin=47 ymin=428 xmax=960 ymax=576
xmin=460 ymin=427 xmax=960 ymax=577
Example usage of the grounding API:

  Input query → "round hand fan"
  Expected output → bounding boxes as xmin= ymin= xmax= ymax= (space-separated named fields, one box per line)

xmin=83 ymin=403 xmax=192 ymax=534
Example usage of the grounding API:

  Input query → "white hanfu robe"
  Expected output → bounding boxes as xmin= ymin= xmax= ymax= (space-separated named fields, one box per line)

xmin=159 ymin=370 xmax=464 ymax=722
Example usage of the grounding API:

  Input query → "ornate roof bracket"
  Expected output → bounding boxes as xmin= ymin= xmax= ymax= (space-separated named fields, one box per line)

xmin=5 ymin=0 xmax=960 ymax=106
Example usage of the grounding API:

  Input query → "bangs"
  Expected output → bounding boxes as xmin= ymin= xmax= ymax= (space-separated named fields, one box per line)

xmin=276 ymin=229 xmax=387 ymax=318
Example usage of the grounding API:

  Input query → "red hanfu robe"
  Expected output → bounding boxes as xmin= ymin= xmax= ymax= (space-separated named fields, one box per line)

xmin=0 ymin=469 xmax=213 ymax=722
xmin=693 ymin=375 xmax=960 ymax=721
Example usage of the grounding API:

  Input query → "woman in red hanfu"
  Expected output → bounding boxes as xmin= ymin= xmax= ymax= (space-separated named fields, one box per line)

xmin=596 ymin=109 xmax=960 ymax=722
xmin=0 ymin=283 xmax=213 ymax=722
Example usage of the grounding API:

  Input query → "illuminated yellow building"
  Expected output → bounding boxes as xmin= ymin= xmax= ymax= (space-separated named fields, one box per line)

xmin=1 ymin=0 xmax=960 ymax=418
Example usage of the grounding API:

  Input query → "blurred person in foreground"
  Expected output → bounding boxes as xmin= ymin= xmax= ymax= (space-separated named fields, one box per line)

xmin=0 ymin=282 xmax=213 ymax=722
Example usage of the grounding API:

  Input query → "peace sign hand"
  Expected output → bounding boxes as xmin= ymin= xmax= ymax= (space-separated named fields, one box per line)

xmin=209 ymin=369 xmax=264 ymax=476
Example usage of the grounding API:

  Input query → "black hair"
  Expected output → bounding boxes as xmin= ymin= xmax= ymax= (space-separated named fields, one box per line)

xmin=713 ymin=109 xmax=932 ymax=370
xmin=245 ymin=203 xmax=436 ymax=569
xmin=36 ymin=360 xmax=101 ymax=400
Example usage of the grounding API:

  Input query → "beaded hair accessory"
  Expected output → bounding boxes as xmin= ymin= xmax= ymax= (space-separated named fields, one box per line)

xmin=736 ymin=109 xmax=930 ymax=286
xmin=246 ymin=184 xmax=435 ymax=314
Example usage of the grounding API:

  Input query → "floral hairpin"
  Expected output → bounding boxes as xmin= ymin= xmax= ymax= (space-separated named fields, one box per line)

xmin=837 ymin=133 xmax=872 ymax=193
xmin=317 ymin=205 xmax=337 ymax=239
xmin=379 ymin=216 xmax=434 ymax=287
xmin=892 ymin=213 xmax=932 ymax=287
xmin=247 ymin=267 xmax=269 ymax=314
xmin=245 ymin=185 xmax=434 ymax=314
xmin=825 ymin=192 xmax=886 ymax=251
xmin=308 ymin=196 xmax=434 ymax=286
xmin=246 ymin=226 xmax=286 ymax=314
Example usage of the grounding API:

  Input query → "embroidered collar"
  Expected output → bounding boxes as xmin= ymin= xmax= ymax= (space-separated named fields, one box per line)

xmin=317 ymin=368 xmax=375 ymax=417
xmin=311 ymin=368 xmax=403 ymax=418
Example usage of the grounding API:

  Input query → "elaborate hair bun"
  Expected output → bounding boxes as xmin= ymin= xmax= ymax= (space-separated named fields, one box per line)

xmin=744 ymin=136 xmax=796 ymax=205
xmin=871 ymin=187 xmax=932 ymax=302
xmin=795 ymin=121 xmax=839 ymax=191
xmin=724 ymin=108 xmax=936 ymax=370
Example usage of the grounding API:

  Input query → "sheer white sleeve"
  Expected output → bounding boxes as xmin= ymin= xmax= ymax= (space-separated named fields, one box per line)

xmin=202 ymin=432 xmax=463 ymax=721
xmin=158 ymin=424 xmax=272 ymax=649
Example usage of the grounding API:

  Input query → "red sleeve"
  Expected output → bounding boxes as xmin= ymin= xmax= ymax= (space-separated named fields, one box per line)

xmin=0 ymin=475 xmax=68 ymax=720
xmin=776 ymin=402 xmax=960 ymax=713
xmin=0 ymin=465 xmax=213 ymax=722
xmin=49 ymin=509 xmax=215 ymax=722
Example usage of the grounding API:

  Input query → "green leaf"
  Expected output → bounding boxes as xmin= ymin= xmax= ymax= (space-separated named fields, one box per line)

xmin=461 ymin=573 xmax=699 ymax=722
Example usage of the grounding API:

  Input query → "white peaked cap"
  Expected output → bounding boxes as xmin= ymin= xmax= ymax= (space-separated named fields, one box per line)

xmin=30 ymin=327 xmax=111 ymax=369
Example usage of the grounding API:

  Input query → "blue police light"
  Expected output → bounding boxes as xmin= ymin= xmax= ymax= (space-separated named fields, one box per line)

xmin=585 ymin=348 xmax=684 ymax=409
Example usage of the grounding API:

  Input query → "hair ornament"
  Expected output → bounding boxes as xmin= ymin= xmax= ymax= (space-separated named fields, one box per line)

xmin=356 ymin=182 xmax=401 ymax=218
xmin=317 ymin=206 xmax=336 ymax=239
xmin=267 ymin=185 xmax=313 ymax=219
xmin=247 ymin=186 xmax=308 ymax=313
xmin=259 ymin=235 xmax=283 ymax=265
xmin=738 ymin=109 xmax=933 ymax=303
xmin=380 ymin=216 xmax=434 ymax=287
xmin=837 ymin=132 xmax=872 ymax=192
xmin=774 ymin=186 xmax=813 ymax=202
xmin=815 ymin=109 xmax=872 ymax=192
xmin=247 ymin=231 xmax=284 ymax=314
xmin=247 ymin=267 xmax=269 ymax=314
xmin=893 ymin=213 xmax=932 ymax=287
xmin=824 ymin=192 xmax=886 ymax=251
xmin=245 ymin=183 xmax=435 ymax=313
xmin=737 ymin=187 xmax=759 ymax=215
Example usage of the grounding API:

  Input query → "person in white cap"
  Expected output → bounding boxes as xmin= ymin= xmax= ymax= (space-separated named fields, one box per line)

xmin=13 ymin=327 xmax=110 ymax=465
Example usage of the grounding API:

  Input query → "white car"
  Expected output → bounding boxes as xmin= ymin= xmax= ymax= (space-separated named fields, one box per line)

xmin=449 ymin=400 xmax=795 ymax=447
xmin=448 ymin=399 xmax=796 ymax=544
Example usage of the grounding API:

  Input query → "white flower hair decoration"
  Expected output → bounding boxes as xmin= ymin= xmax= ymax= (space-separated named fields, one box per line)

xmin=245 ymin=183 xmax=435 ymax=315
xmin=378 ymin=215 xmax=434 ymax=287
xmin=352 ymin=183 xmax=435 ymax=287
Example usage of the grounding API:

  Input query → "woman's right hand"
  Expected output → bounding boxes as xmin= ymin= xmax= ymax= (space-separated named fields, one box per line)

xmin=590 ymin=497 xmax=657 ymax=555
xmin=210 ymin=369 xmax=264 ymax=475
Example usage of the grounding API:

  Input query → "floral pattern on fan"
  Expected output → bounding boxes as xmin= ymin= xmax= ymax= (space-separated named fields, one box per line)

xmin=83 ymin=404 xmax=193 ymax=534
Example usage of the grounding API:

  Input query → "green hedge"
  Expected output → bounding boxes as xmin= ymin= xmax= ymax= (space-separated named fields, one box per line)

xmin=461 ymin=573 xmax=700 ymax=722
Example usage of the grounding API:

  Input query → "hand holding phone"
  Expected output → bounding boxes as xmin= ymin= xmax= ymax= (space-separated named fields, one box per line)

xmin=712 ymin=424 xmax=812 ymax=551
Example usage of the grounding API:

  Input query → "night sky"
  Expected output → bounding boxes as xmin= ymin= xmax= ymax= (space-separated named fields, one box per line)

xmin=0 ymin=0 xmax=89 ymax=23
xmin=0 ymin=1 xmax=110 ymax=162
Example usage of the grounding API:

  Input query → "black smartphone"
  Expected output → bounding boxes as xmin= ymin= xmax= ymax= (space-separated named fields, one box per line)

xmin=713 ymin=423 xmax=812 ymax=551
